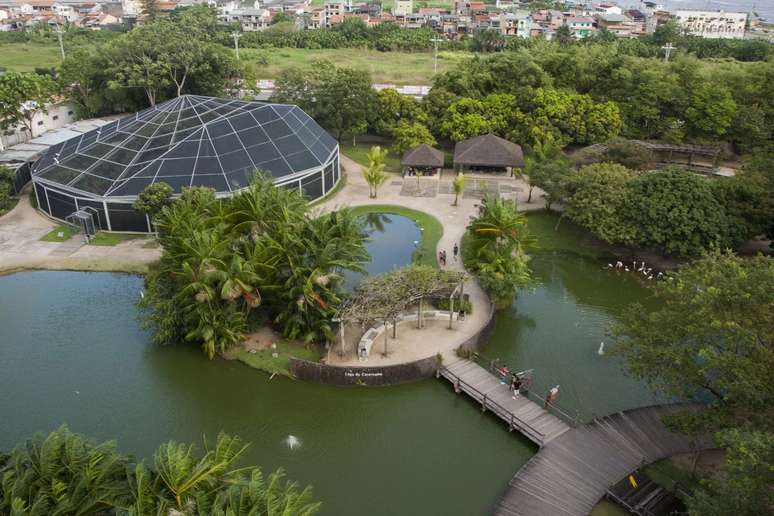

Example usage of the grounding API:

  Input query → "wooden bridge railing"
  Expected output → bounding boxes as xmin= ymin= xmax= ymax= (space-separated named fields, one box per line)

xmin=471 ymin=352 xmax=580 ymax=428
xmin=438 ymin=365 xmax=546 ymax=446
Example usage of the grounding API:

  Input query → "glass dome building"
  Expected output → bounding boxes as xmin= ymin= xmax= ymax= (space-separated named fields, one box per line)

xmin=31 ymin=95 xmax=340 ymax=232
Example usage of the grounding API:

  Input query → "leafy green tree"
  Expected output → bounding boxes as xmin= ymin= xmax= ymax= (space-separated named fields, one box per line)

xmin=362 ymin=146 xmax=388 ymax=198
xmin=465 ymin=197 xmax=534 ymax=307
xmin=472 ymin=29 xmax=506 ymax=53
xmin=371 ymin=88 xmax=425 ymax=136
xmin=614 ymin=252 xmax=773 ymax=434
xmin=271 ymin=11 xmax=295 ymax=25
xmin=621 ymin=167 xmax=730 ymax=257
xmin=272 ymin=61 xmax=375 ymax=141
xmin=440 ymin=97 xmax=495 ymax=142
xmin=452 ymin=173 xmax=467 ymax=206
xmin=685 ymin=82 xmax=737 ymax=138
xmin=523 ymin=139 xmax=573 ymax=208
xmin=555 ymin=25 xmax=573 ymax=46
xmin=0 ymin=427 xmax=322 ymax=515
xmin=688 ymin=429 xmax=774 ymax=516
xmin=133 ymin=182 xmax=174 ymax=220
xmin=0 ymin=72 xmax=58 ymax=137
xmin=563 ymin=162 xmax=636 ymax=244
xmin=0 ymin=165 xmax=16 ymax=213
xmin=109 ymin=28 xmax=170 ymax=106
xmin=391 ymin=121 xmax=436 ymax=155
xmin=140 ymin=0 xmax=159 ymax=21
xmin=602 ymin=139 xmax=652 ymax=170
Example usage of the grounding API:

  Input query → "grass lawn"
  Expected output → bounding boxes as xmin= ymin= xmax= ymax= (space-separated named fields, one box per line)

xmin=40 ymin=224 xmax=77 ymax=242
xmin=237 ymin=340 xmax=323 ymax=378
xmin=0 ymin=43 xmax=62 ymax=72
xmin=0 ymin=198 xmax=19 ymax=217
xmin=1 ymin=41 xmax=472 ymax=84
xmin=349 ymin=204 xmax=443 ymax=268
xmin=88 ymin=232 xmax=148 ymax=246
xmin=341 ymin=141 xmax=402 ymax=173
xmin=242 ymin=47 xmax=471 ymax=85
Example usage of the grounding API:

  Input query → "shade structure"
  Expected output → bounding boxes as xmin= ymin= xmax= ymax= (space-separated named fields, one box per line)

xmin=31 ymin=95 xmax=340 ymax=232
xmin=453 ymin=133 xmax=524 ymax=169
xmin=401 ymin=144 xmax=444 ymax=168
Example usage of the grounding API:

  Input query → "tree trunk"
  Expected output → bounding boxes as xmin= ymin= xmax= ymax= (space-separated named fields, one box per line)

xmin=383 ymin=319 xmax=389 ymax=356
xmin=392 ymin=316 xmax=397 ymax=338
xmin=454 ymin=192 xmax=459 ymax=206
xmin=527 ymin=185 xmax=534 ymax=203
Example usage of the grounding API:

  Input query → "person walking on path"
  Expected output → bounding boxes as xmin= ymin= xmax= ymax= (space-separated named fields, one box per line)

xmin=439 ymin=250 xmax=444 ymax=267
xmin=442 ymin=250 xmax=448 ymax=266
xmin=510 ymin=373 xmax=522 ymax=400
xmin=453 ymin=243 xmax=459 ymax=261
xmin=544 ymin=385 xmax=560 ymax=408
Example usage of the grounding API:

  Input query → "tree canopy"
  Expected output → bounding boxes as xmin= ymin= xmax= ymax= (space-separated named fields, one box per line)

xmin=0 ymin=426 xmax=321 ymax=515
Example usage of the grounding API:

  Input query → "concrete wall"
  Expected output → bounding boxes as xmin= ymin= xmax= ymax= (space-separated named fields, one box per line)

xmin=289 ymin=354 xmax=442 ymax=386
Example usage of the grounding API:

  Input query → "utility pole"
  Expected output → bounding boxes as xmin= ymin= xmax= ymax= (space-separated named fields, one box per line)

xmin=231 ymin=31 xmax=242 ymax=60
xmin=431 ymin=36 xmax=444 ymax=74
xmin=662 ymin=42 xmax=674 ymax=62
xmin=54 ymin=23 xmax=65 ymax=60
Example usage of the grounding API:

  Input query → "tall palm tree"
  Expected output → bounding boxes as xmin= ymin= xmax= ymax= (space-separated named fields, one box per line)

xmin=362 ymin=146 xmax=389 ymax=198
xmin=452 ymin=173 xmax=467 ymax=206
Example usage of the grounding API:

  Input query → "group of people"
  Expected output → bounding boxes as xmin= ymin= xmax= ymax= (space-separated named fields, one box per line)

xmin=438 ymin=243 xmax=459 ymax=267
xmin=498 ymin=366 xmax=524 ymax=400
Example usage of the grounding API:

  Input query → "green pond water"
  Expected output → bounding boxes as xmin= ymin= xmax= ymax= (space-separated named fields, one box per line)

xmin=0 ymin=212 xmax=657 ymax=515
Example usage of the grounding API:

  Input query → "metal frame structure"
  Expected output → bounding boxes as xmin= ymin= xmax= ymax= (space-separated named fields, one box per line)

xmin=31 ymin=95 xmax=341 ymax=232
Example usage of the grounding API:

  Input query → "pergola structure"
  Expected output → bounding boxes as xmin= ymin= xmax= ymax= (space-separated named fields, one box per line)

xmin=401 ymin=144 xmax=444 ymax=178
xmin=453 ymin=133 xmax=524 ymax=177
xmin=336 ymin=266 xmax=467 ymax=356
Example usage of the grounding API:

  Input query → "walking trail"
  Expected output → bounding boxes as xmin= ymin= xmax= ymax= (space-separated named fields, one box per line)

xmin=317 ymin=156 xmax=544 ymax=366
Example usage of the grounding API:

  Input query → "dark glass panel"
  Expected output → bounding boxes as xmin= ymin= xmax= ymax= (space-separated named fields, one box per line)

xmin=254 ymin=158 xmax=291 ymax=178
xmin=172 ymin=128 xmax=197 ymax=144
xmin=72 ymin=173 xmax=112 ymax=195
xmin=34 ymin=183 xmax=50 ymax=214
xmin=246 ymin=142 xmax=280 ymax=164
xmin=284 ymin=110 xmax=304 ymax=131
xmin=218 ymin=149 xmax=251 ymax=174
xmin=156 ymin=159 xmax=194 ymax=177
xmin=237 ymin=128 xmax=268 ymax=148
xmin=134 ymin=148 xmax=167 ymax=164
xmin=106 ymin=147 xmax=137 ymax=165
xmin=301 ymin=172 xmax=323 ymax=200
xmin=212 ymin=134 xmax=241 ymax=155
xmin=192 ymin=174 xmax=229 ymax=192
xmin=109 ymin=177 xmax=153 ymax=196
xmin=193 ymin=157 xmax=221 ymax=176
xmin=76 ymin=199 xmax=108 ymax=230
xmin=41 ymin=166 xmax=81 ymax=185
xmin=121 ymin=135 xmax=149 ymax=151
xmin=60 ymin=154 xmax=99 ymax=172
xmin=83 ymin=143 xmax=117 ymax=158
xmin=88 ymin=160 xmax=127 ymax=180
xmin=147 ymin=133 xmax=173 ymax=149
xmin=207 ymin=119 xmax=232 ymax=138
xmin=164 ymin=141 xmax=200 ymax=159
xmin=324 ymin=166 xmax=334 ymax=194
xmin=46 ymin=189 xmax=77 ymax=220
xmin=229 ymin=112 xmax=257 ymax=131
xmin=261 ymin=119 xmax=293 ymax=139
xmin=285 ymin=150 xmax=319 ymax=172
xmin=249 ymin=106 xmax=279 ymax=124
xmin=273 ymin=134 xmax=304 ymax=156
xmin=158 ymin=175 xmax=193 ymax=192
xmin=106 ymin=203 xmax=148 ymax=232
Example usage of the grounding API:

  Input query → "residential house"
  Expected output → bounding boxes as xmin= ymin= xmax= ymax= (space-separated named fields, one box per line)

xmin=393 ymin=0 xmax=410 ymax=15
xmin=566 ymin=15 xmax=594 ymax=38
xmin=501 ymin=9 xmax=529 ymax=37
xmin=596 ymin=12 xmax=634 ymax=36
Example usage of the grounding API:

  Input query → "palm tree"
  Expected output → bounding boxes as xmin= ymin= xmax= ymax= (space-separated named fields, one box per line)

xmin=0 ymin=425 xmax=130 ymax=515
xmin=362 ymin=146 xmax=389 ymax=198
xmin=452 ymin=173 xmax=467 ymax=206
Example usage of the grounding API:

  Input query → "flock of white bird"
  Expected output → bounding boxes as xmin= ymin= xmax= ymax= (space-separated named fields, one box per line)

xmin=605 ymin=260 xmax=664 ymax=281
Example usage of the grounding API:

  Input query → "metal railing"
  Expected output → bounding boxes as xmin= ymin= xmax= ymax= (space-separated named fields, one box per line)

xmin=438 ymin=365 xmax=546 ymax=446
xmin=470 ymin=351 xmax=580 ymax=427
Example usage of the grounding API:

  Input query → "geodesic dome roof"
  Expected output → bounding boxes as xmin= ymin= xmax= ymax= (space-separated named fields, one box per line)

xmin=32 ymin=95 xmax=338 ymax=198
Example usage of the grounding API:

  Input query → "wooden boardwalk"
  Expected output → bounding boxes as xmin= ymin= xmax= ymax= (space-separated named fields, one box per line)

xmin=439 ymin=359 xmax=571 ymax=446
xmin=494 ymin=404 xmax=709 ymax=516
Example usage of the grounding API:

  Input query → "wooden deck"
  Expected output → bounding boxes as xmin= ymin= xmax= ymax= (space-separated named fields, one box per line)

xmin=494 ymin=404 xmax=710 ymax=516
xmin=439 ymin=359 xmax=571 ymax=446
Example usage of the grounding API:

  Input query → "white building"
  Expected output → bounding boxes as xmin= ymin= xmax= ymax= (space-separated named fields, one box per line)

xmin=393 ymin=0 xmax=411 ymax=15
xmin=674 ymin=10 xmax=747 ymax=39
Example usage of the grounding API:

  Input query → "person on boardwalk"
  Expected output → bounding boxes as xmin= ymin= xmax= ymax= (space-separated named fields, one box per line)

xmin=544 ymin=385 xmax=560 ymax=408
xmin=438 ymin=250 xmax=445 ymax=266
xmin=453 ymin=243 xmax=459 ymax=261
xmin=510 ymin=373 xmax=522 ymax=399
xmin=442 ymin=250 xmax=448 ymax=266
xmin=499 ymin=365 xmax=509 ymax=384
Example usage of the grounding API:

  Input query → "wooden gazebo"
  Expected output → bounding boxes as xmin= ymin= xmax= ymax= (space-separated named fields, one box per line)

xmin=401 ymin=144 xmax=445 ymax=178
xmin=453 ymin=134 xmax=524 ymax=176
